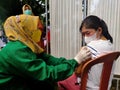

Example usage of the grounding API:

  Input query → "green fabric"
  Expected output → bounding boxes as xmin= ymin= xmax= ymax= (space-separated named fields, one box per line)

xmin=0 ymin=41 xmax=78 ymax=90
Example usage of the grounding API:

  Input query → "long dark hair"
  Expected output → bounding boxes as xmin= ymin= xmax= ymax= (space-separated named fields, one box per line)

xmin=79 ymin=15 xmax=113 ymax=43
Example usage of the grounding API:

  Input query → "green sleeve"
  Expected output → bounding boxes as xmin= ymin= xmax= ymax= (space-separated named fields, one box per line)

xmin=37 ymin=53 xmax=77 ymax=66
xmin=4 ymin=41 xmax=78 ymax=82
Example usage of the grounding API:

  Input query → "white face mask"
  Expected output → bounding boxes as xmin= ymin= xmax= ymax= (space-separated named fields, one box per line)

xmin=84 ymin=32 xmax=98 ymax=44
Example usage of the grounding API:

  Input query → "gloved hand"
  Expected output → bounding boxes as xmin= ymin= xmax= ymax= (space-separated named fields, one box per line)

xmin=74 ymin=46 xmax=91 ymax=64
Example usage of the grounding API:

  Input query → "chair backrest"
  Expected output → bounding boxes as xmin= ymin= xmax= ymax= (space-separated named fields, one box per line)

xmin=78 ymin=51 xmax=120 ymax=90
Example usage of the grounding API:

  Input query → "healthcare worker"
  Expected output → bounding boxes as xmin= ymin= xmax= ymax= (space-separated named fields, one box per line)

xmin=58 ymin=15 xmax=114 ymax=90
xmin=22 ymin=4 xmax=45 ymax=49
xmin=0 ymin=14 xmax=91 ymax=90
xmin=22 ymin=4 xmax=33 ymax=15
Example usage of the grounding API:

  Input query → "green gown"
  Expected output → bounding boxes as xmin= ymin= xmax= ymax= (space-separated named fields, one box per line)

xmin=0 ymin=41 xmax=78 ymax=90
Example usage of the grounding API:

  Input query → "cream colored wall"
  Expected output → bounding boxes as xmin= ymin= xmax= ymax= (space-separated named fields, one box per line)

xmin=49 ymin=0 xmax=83 ymax=59
xmin=87 ymin=0 xmax=120 ymax=75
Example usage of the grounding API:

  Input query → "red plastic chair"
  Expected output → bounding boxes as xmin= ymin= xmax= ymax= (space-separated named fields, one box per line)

xmin=76 ymin=51 xmax=120 ymax=90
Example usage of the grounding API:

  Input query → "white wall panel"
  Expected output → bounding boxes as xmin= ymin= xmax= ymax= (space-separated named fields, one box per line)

xmin=49 ymin=0 xmax=83 ymax=59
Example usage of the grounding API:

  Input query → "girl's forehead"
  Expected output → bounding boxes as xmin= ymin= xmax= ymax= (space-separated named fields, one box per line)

xmin=81 ymin=27 xmax=95 ymax=32
xmin=81 ymin=27 xmax=96 ymax=35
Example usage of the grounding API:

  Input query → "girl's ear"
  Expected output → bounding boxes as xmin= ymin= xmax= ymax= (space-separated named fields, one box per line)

xmin=96 ymin=27 xmax=102 ymax=39
xmin=98 ymin=27 xmax=102 ymax=35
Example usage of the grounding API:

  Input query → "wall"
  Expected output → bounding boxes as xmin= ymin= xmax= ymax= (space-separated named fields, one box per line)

xmin=49 ymin=0 xmax=83 ymax=59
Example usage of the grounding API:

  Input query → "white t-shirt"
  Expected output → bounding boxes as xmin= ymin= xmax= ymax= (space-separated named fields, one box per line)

xmin=86 ymin=40 xmax=114 ymax=90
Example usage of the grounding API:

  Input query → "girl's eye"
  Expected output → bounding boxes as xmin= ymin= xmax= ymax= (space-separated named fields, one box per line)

xmin=85 ymin=32 xmax=90 ymax=35
xmin=82 ymin=31 xmax=90 ymax=36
